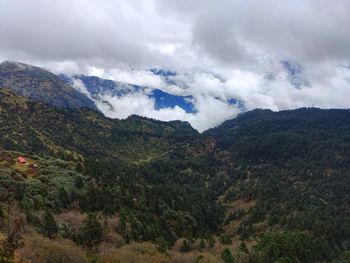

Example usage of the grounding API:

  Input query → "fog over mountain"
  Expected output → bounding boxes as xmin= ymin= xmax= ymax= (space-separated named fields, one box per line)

xmin=1 ymin=0 xmax=350 ymax=130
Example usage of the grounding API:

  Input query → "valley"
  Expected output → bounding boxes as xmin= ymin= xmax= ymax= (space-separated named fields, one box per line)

xmin=0 ymin=62 xmax=349 ymax=263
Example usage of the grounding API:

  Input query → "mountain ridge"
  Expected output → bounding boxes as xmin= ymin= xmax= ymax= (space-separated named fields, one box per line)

xmin=0 ymin=61 xmax=98 ymax=110
xmin=61 ymin=74 xmax=196 ymax=114
xmin=0 ymin=88 xmax=209 ymax=162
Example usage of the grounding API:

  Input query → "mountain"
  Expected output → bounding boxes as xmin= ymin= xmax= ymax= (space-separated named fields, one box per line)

xmin=0 ymin=88 xmax=206 ymax=163
xmin=0 ymin=63 xmax=349 ymax=262
xmin=206 ymin=108 xmax=350 ymax=158
xmin=207 ymin=108 xmax=350 ymax=262
xmin=0 ymin=61 xmax=97 ymax=110
xmin=0 ymin=88 xmax=223 ymax=261
xmin=62 ymin=74 xmax=196 ymax=113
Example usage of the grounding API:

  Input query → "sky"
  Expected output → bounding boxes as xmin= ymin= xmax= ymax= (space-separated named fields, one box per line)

xmin=1 ymin=0 xmax=350 ymax=131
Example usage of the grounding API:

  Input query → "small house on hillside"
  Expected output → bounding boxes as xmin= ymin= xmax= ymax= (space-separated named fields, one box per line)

xmin=17 ymin=156 xmax=26 ymax=164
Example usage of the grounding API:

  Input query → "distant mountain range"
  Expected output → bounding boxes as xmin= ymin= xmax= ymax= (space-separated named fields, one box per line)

xmin=61 ymin=74 xmax=196 ymax=113
xmin=0 ymin=61 xmax=198 ymax=121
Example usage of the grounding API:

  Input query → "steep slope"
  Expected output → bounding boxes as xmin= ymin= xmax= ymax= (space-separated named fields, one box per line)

xmin=206 ymin=108 xmax=350 ymax=262
xmin=62 ymin=74 xmax=143 ymax=97
xmin=0 ymin=61 xmax=97 ymax=110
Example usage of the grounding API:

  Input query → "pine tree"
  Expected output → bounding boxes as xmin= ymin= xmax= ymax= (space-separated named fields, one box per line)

xmin=180 ymin=239 xmax=191 ymax=252
xmin=208 ymin=236 xmax=216 ymax=249
xmin=239 ymin=241 xmax=249 ymax=254
xmin=42 ymin=209 xmax=58 ymax=239
xmin=156 ymin=237 xmax=168 ymax=253
xmin=58 ymin=187 xmax=69 ymax=209
xmin=82 ymin=213 xmax=103 ymax=248
xmin=221 ymin=248 xmax=235 ymax=263
xmin=199 ymin=239 xmax=206 ymax=250
xmin=75 ymin=162 xmax=83 ymax=173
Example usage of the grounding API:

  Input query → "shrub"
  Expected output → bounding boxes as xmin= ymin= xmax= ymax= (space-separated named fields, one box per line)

xmin=221 ymin=248 xmax=235 ymax=263
xmin=179 ymin=239 xmax=192 ymax=253
xmin=219 ymin=234 xmax=232 ymax=245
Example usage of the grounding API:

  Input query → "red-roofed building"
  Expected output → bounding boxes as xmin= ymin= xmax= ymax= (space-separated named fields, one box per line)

xmin=17 ymin=156 xmax=26 ymax=164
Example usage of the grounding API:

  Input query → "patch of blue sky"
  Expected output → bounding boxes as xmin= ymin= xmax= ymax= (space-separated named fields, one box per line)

xmin=150 ymin=89 xmax=196 ymax=113
xmin=150 ymin=68 xmax=177 ymax=85
xmin=281 ymin=60 xmax=309 ymax=88
xmin=228 ymin=98 xmax=246 ymax=111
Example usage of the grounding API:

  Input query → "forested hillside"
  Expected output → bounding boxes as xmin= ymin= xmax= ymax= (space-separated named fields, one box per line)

xmin=0 ymin=88 xmax=207 ymax=162
xmin=207 ymin=108 xmax=350 ymax=262
xmin=0 ymin=87 xmax=349 ymax=262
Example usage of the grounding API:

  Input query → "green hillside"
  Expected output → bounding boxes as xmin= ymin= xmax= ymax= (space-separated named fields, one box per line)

xmin=0 ymin=88 xmax=209 ymax=163
xmin=0 ymin=83 xmax=349 ymax=262
xmin=207 ymin=108 xmax=350 ymax=262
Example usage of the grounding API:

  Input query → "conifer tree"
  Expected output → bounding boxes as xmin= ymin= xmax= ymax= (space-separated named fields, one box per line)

xmin=42 ymin=209 xmax=58 ymax=239
xmin=82 ymin=213 xmax=103 ymax=248
xmin=221 ymin=248 xmax=235 ymax=263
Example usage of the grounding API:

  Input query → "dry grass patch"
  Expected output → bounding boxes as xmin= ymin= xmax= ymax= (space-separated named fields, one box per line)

xmin=14 ymin=232 xmax=87 ymax=263
xmin=97 ymin=242 xmax=169 ymax=263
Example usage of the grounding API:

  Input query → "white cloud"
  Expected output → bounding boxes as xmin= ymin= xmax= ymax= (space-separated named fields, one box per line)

xmin=1 ymin=0 xmax=350 ymax=131
xmin=75 ymin=74 xmax=241 ymax=131
xmin=84 ymin=66 xmax=167 ymax=90
xmin=70 ymin=61 xmax=350 ymax=131
xmin=95 ymin=91 xmax=239 ymax=132
xmin=71 ymin=79 xmax=92 ymax=98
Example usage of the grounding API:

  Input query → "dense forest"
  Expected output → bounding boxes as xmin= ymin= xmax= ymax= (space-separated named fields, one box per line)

xmin=0 ymin=87 xmax=349 ymax=262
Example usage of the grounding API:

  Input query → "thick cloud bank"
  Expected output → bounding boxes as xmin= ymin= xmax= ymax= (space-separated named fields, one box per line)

xmin=1 ymin=0 xmax=350 ymax=131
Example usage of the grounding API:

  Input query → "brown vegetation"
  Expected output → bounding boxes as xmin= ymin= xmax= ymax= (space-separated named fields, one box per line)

xmin=14 ymin=233 xmax=87 ymax=263
xmin=97 ymin=242 xmax=169 ymax=263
